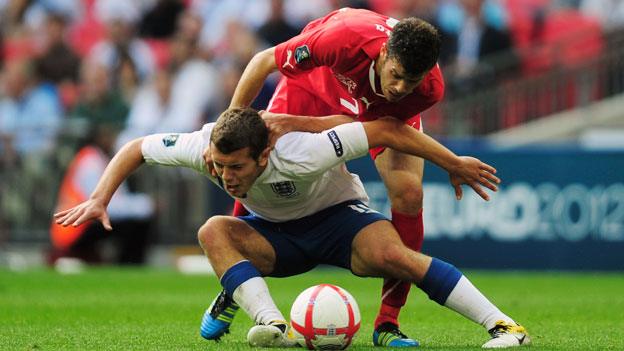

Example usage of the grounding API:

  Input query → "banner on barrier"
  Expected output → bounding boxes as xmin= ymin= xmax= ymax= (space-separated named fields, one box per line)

xmin=348 ymin=149 xmax=624 ymax=270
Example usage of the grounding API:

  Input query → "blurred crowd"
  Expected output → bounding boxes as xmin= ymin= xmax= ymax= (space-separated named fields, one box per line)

xmin=0 ymin=0 xmax=620 ymax=259
xmin=0 ymin=0 xmax=618 ymax=166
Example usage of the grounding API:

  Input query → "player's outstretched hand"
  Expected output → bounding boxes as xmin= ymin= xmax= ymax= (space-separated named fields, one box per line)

xmin=53 ymin=198 xmax=112 ymax=231
xmin=448 ymin=156 xmax=500 ymax=201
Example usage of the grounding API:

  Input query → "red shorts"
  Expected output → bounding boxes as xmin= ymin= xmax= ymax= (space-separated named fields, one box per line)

xmin=267 ymin=76 xmax=422 ymax=160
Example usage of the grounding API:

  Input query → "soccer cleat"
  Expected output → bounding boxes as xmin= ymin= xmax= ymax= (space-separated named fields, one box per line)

xmin=199 ymin=290 xmax=239 ymax=341
xmin=482 ymin=320 xmax=531 ymax=348
xmin=247 ymin=320 xmax=298 ymax=348
xmin=372 ymin=322 xmax=420 ymax=347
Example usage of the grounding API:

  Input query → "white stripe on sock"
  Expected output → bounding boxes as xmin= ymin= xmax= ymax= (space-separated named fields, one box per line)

xmin=381 ymin=280 xmax=402 ymax=301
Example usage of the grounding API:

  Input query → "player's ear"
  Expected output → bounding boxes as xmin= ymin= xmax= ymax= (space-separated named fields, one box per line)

xmin=379 ymin=42 xmax=387 ymax=59
xmin=257 ymin=146 xmax=271 ymax=167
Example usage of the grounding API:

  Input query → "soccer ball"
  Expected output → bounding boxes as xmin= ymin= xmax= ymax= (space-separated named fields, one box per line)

xmin=290 ymin=284 xmax=361 ymax=350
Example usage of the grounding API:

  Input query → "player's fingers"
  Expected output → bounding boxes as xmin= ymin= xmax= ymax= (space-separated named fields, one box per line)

xmin=269 ymin=133 xmax=278 ymax=150
xmin=57 ymin=207 xmax=82 ymax=224
xmin=55 ymin=214 xmax=67 ymax=224
xmin=53 ymin=208 xmax=73 ymax=218
xmin=480 ymin=176 xmax=499 ymax=192
xmin=454 ymin=184 xmax=463 ymax=200
xmin=482 ymin=170 xmax=501 ymax=185
xmin=72 ymin=210 xmax=95 ymax=227
xmin=471 ymin=183 xmax=490 ymax=201
xmin=480 ymin=162 xmax=497 ymax=174
xmin=61 ymin=207 xmax=84 ymax=226
xmin=55 ymin=210 xmax=72 ymax=223
xmin=101 ymin=214 xmax=113 ymax=231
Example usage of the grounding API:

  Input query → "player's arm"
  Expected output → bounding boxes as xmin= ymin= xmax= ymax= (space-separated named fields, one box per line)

xmin=261 ymin=111 xmax=354 ymax=146
xmin=53 ymin=138 xmax=145 ymax=230
xmin=362 ymin=118 xmax=500 ymax=200
xmin=54 ymin=131 xmax=208 ymax=229
xmin=228 ymin=46 xmax=354 ymax=130
xmin=230 ymin=47 xmax=278 ymax=108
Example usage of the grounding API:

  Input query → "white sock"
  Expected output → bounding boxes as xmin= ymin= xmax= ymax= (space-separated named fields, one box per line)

xmin=444 ymin=276 xmax=515 ymax=330
xmin=232 ymin=276 xmax=285 ymax=325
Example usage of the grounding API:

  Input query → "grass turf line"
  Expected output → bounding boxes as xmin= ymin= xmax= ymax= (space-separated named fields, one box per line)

xmin=1 ymin=268 xmax=623 ymax=350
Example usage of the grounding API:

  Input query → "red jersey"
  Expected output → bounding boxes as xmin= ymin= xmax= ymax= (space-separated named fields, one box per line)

xmin=272 ymin=7 xmax=444 ymax=122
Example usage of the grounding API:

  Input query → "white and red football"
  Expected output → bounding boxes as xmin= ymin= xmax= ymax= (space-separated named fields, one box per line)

xmin=290 ymin=284 xmax=361 ymax=350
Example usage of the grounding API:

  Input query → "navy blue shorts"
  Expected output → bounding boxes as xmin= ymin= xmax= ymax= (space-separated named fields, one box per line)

xmin=239 ymin=200 xmax=389 ymax=277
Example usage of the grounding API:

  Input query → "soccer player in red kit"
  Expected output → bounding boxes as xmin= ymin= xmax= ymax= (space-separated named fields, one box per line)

xmin=202 ymin=8 xmax=470 ymax=347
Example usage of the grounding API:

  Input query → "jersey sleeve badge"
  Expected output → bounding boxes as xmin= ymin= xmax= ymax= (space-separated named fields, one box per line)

xmin=162 ymin=134 xmax=179 ymax=147
xmin=294 ymin=45 xmax=311 ymax=64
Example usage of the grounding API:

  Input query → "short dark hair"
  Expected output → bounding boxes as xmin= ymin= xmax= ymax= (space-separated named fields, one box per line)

xmin=211 ymin=108 xmax=268 ymax=160
xmin=387 ymin=17 xmax=441 ymax=76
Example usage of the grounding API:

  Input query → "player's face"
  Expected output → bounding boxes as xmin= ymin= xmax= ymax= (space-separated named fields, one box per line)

xmin=378 ymin=47 xmax=426 ymax=102
xmin=210 ymin=144 xmax=268 ymax=198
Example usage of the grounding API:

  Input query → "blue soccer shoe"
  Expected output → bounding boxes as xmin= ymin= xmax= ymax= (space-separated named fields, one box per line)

xmin=373 ymin=322 xmax=420 ymax=347
xmin=200 ymin=290 xmax=240 ymax=341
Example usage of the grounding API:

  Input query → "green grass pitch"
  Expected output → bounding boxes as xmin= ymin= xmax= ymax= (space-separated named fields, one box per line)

xmin=1 ymin=268 xmax=623 ymax=350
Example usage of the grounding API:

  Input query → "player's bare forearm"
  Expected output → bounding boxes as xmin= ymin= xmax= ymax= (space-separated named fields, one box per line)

xmin=363 ymin=118 xmax=461 ymax=171
xmin=263 ymin=112 xmax=354 ymax=134
xmin=230 ymin=47 xmax=278 ymax=108
xmin=54 ymin=138 xmax=145 ymax=230
xmin=89 ymin=138 xmax=145 ymax=205
xmin=363 ymin=119 xmax=500 ymax=200
xmin=292 ymin=114 xmax=354 ymax=132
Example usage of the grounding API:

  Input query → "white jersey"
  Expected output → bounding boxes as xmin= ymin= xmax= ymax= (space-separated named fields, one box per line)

xmin=141 ymin=122 xmax=371 ymax=222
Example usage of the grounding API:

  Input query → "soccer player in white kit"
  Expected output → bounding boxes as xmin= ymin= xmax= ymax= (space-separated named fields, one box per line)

xmin=55 ymin=108 xmax=530 ymax=348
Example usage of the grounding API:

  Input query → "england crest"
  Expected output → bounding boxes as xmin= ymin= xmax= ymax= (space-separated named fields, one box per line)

xmin=270 ymin=181 xmax=298 ymax=197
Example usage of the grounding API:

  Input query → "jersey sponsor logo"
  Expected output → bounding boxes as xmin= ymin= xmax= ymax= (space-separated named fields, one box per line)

xmin=270 ymin=181 xmax=298 ymax=198
xmin=327 ymin=130 xmax=344 ymax=157
xmin=340 ymin=97 xmax=359 ymax=115
xmin=335 ymin=73 xmax=357 ymax=93
xmin=162 ymin=134 xmax=179 ymax=147
xmin=283 ymin=49 xmax=294 ymax=69
xmin=294 ymin=45 xmax=311 ymax=64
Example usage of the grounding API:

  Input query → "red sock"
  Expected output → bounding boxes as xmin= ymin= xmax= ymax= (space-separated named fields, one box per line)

xmin=232 ymin=200 xmax=250 ymax=216
xmin=374 ymin=209 xmax=424 ymax=329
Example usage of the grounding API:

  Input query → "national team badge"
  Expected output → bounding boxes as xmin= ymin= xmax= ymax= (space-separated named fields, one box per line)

xmin=270 ymin=181 xmax=298 ymax=197
xmin=162 ymin=134 xmax=179 ymax=147
xmin=294 ymin=45 xmax=310 ymax=64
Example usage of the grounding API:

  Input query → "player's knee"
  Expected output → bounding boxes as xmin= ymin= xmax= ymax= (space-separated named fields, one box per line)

xmin=197 ymin=216 xmax=228 ymax=250
xmin=367 ymin=243 xmax=406 ymax=273
xmin=382 ymin=244 xmax=406 ymax=266
xmin=389 ymin=186 xmax=423 ymax=213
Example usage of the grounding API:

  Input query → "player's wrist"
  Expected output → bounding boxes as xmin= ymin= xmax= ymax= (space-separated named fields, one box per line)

xmin=88 ymin=193 xmax=111 ymax=207
xmin=443 ymin=155 xmax=464 ymax=174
